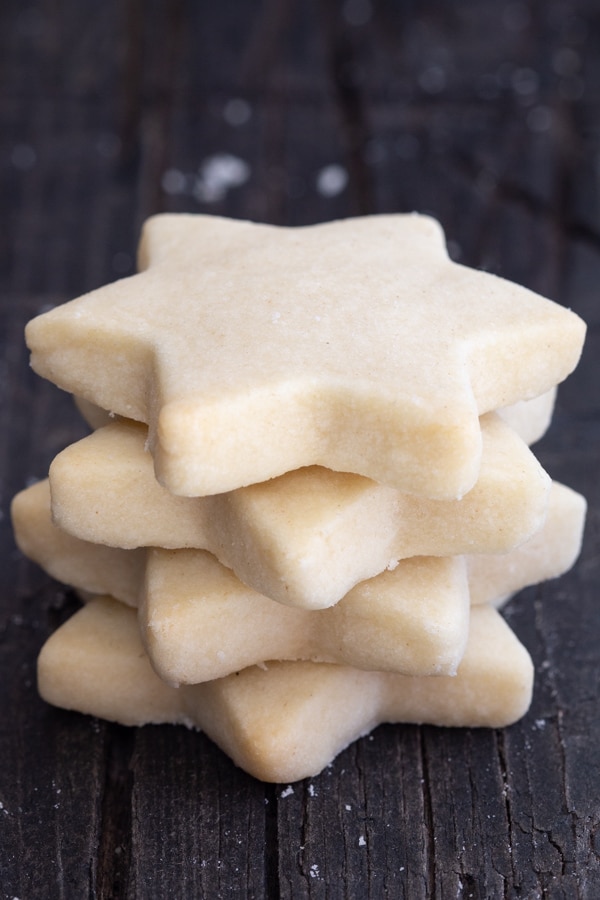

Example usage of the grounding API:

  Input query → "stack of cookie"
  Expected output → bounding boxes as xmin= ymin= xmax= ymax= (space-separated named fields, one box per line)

xmin=12 ymin=214 xmax=586 ymax=782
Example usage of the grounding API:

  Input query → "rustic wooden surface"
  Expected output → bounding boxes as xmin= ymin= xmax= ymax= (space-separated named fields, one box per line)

xmin=1 ymin=0 xmax=600 ymax=897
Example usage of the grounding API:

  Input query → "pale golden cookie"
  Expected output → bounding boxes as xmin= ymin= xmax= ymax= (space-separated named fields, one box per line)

xmin=12 ymin=479 xmax=585 ymax=684
xmin=12 ymin=479 xmax=584 ymax=614
xmin=26 ymin=214 xmax=585 ymax=498
xmin=49 ymin=412 xmax=551 ymax=608
xmin=37 ymin=597 xmax=534 ymax=782
xmin=139 ymin=550 xmax=470 ymax=682
xmin=120 ymin=477 xmax=585 ymax=684
xmin=13 ymin=480 xmax=470 ymax=677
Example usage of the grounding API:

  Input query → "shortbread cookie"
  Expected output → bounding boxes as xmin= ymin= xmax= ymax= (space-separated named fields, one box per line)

xmin=139 ymin=551 xmax=470 ymax=682
xmin=13 ymin=480 xmax=470 ymax=677
xmin=118 ymin=477 xmax=585 ymax=684
xmin=12 ymin=479 xmax=585 ymax=683
xmin=26 ymin=214 xmax=585 ymax=499
xmin=12 ymin=479 xmax=585 ymax=614
xmin=38 ymin=596 xmax=534 ymax=782
xmin=49 ymin=413 xmax=550 ymax=608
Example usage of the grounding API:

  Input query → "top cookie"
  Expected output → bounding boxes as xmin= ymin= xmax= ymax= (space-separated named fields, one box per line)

xmin=26 ymin=214 xmax=585 ymax=498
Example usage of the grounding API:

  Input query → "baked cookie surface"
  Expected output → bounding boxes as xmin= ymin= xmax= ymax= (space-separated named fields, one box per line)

xmin=48 ymin=411 xmax=551 ymax=608
xmin=26 ymin=214 xmax=586 ymax=498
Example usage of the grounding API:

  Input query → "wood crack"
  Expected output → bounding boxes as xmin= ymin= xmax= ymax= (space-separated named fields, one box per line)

xmin=264 ymin=783 xmax=282 ymax=900
xmin=496 ymin=730 xmax=518 ymax=899
xmin=418 ymin=729 xmax=437 ymax=900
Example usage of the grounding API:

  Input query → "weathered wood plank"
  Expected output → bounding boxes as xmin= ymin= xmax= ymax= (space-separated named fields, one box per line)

xmin=128 ymin=728 xmax=270 ymax=899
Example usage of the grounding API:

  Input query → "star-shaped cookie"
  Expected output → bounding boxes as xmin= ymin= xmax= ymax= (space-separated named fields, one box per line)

xmin=114 ymin=480 xmax=586 ymax=685
xmin=13 ymin=480 xmax=471 ymax=678
xmin=26 ymin=214 xmax=585 ymax=498
xmin=48 ymin=412 xmax=551 ymax=608
xmin=12 ymin=478 xmax=586 ymax=685
xmin=38 ymin=596 xmax=534 ymax=782
xmin=140 ymin=477 xmax=585 ymax=684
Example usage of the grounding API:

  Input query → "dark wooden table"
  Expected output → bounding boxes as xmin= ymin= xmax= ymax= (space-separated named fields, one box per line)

xmin=2 ymin=1 xmax=599 ymax=897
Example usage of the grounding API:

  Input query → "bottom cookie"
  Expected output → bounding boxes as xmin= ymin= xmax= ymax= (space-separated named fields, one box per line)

xmin=38 ymin=596 xmax=533 ymax=782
